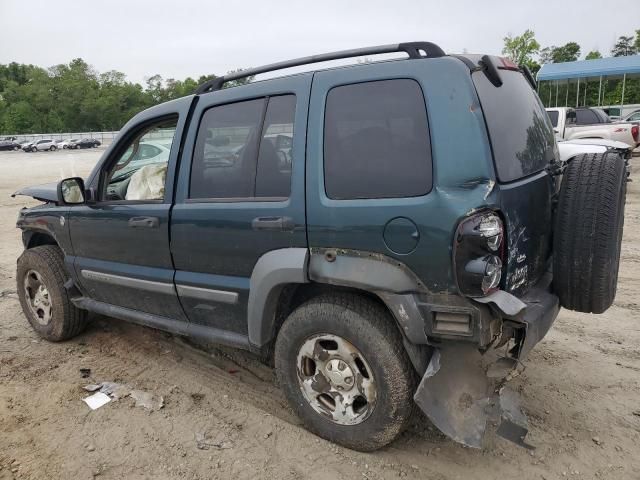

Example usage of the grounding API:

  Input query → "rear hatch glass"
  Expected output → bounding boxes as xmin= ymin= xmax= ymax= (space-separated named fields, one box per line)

xmin=472 ymin=69 xmax=556 ymax=182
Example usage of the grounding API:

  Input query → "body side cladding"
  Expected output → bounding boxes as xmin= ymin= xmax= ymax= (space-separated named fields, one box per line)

xmin=248 ymin=248 xmax=309 ymax=347
xmin=81 ymin=269 xmax=176 ymax=295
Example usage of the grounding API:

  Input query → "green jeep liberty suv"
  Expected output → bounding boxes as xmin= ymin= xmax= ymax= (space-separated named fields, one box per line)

xmin=14 ymin=42 xmax=627 ymax=451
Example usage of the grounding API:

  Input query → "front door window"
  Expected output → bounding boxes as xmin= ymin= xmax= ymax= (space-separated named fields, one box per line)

xmin=104 ymin=118 xmax=177 ymax=201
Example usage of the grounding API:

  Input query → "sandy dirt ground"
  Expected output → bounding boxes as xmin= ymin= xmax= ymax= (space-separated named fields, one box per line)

xmin=0 ymin=148 xmax=638 ymax=480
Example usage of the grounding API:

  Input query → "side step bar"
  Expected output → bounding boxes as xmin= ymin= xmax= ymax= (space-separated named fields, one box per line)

xmin=73 ymin=297 xmax=252 ymax=350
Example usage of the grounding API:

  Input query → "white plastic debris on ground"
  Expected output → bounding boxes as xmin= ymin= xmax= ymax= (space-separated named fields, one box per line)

xmin=82 ymin=382 xmax=164 ymax=411
xmin=83 ymin=392 xmax=111 ymax=410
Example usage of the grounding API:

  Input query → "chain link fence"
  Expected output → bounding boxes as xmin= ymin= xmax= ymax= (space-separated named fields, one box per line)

xmin=6 ymin=131 xmax=119 ymax=146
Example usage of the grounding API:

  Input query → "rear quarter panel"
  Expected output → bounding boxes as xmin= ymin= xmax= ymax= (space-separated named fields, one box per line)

xmin=306 ymin=57 xmax=497 ymax=293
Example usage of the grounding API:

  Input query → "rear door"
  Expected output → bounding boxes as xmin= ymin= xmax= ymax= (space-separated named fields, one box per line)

xmin=171 ymin=75 xmax=311 ymax=335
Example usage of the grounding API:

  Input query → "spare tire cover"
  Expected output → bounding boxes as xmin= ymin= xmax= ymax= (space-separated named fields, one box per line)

xmin=553 ymin=151 xmax=627 ymax=313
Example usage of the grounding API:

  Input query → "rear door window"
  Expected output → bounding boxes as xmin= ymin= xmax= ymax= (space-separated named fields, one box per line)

xmin=323 ymin=79 xmax=432 ymax=200
xmin=473 ymin=70 xmax=556 ymax=182
xmin=190 ymin=95 xmax=296 ymax=200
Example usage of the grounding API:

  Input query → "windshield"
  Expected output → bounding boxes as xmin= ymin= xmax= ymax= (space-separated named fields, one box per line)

xmin=473 ymin=69 xmax=557 ymax=182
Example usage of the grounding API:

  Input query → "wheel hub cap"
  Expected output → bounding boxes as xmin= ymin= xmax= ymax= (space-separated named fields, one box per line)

xmin=296 ymin=333 xmax=376 ymax=425
xmin=325 ymin=359 xmax=354 ymax=390
xmin=23 ymin=270 xmax=52 ymax=326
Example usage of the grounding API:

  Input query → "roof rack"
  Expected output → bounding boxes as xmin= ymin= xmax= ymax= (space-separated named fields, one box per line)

xmin=195 ymin=41 xmax=446 ymax=94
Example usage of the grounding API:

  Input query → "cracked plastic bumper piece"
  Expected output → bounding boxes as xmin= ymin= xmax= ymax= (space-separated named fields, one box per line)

xmin=413 ymin=343 xmax=532 ymax=449
xmin=413 ymin=280 xmax=559 ymax=449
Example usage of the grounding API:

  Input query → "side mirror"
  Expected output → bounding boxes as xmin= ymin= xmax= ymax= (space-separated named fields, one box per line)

xmin=57 ymin=177 xmax=86 ymax=205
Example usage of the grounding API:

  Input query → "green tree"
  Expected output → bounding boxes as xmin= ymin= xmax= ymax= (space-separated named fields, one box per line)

xmin=539 ymin=42 xmax=581 ymax=64
xmin=585 ymin=50 xmax=602 ymax=60
xmin=611 ymin=35 xmax=637 ymax=56
xmin=502 ymin=30 xmax=540 ymax=68
xmin=539 ymin=47 xmax=554 ymax=65
xmin=635 ymin=29 xmax=640 ymax=53
xmin=223 ymin=69 xmax=255 ymax=88
xmin=551 ymin=42 xmax=581 ymax=62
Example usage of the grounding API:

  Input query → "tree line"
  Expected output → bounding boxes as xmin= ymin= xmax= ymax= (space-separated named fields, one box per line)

xmin=502 ymin=29 xmax=640 ymax=75
xmin=503 ymin=29 xmax=640 ymax=108
xmin=0 ymin=59 xmax=250 ymax=135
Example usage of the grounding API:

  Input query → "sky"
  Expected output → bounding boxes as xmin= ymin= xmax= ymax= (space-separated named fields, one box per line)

xmin=1 ymin=0 xmax=638 ymax=85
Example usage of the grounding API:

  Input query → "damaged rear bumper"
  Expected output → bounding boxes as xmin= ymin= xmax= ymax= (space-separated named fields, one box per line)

xmin=414 ymin=277 xmax=560 ymax=449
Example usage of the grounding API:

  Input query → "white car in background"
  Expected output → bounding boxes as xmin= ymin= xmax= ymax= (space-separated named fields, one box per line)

xmin=622 ymin=110 xmax=640 ymax=123
xmin=56 ymin=139 xmax=78 ymax=149
xmin=32 ymin=139 xmax=58 ymax=152
xmin=547 ymin=107 xmax=639 ymax=148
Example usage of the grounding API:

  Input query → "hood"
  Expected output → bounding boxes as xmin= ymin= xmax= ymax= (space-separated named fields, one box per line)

xmin=12 ymin=182 xmax=59 ymax=203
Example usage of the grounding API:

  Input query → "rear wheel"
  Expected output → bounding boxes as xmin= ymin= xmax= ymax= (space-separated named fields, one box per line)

xmin=49 ymin=145 xmax=56 ymax=151
xmin=553 ymin=152 xmax=627 ymax=313
xmin=17 ymin=245 xmax=87 ymax=341
xmin=275 ymin=293 xmax=415 ymax=451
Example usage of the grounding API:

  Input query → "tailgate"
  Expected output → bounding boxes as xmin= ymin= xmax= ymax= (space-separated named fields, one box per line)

xmin=472 ymin=67 xmax=558 ymax=295
xmin=497 ymin=172 xmax=554 ymax=295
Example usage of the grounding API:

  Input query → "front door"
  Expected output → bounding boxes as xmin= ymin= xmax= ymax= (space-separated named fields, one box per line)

xmin=69 ymin=111 xmax=186 ymax=321
xmin=171 ymin=75 xmax=312 ymax=335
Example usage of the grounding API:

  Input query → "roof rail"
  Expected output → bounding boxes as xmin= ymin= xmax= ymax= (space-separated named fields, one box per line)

xmin=195 ymin=41 xmax=446 ymax=94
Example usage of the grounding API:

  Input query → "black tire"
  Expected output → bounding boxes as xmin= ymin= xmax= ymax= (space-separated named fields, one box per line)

xmin=553 ymin=151 xmax=627 ymax=313
xmin=275 ymin=293 xmax=415 ymax=451
xmin=17 ymin=245 xmax=87 ymax=341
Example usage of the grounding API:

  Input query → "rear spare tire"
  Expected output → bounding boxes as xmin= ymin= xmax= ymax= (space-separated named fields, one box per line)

xmin=553 ymin=151 xmax=627 ymax=313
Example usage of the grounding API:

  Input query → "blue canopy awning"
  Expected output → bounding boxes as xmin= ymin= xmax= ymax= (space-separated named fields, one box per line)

xmin=537 ymin=55 xmax=640 ymax=81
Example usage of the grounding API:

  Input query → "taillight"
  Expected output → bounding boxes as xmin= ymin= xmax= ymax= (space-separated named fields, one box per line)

xmin=632 ymin=124 xmax=639 ymax=142
xmin=453 ymin=211 xmax=505 ymax=297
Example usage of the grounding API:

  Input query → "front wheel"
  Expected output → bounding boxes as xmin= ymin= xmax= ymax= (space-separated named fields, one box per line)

xmin=17 ymin=245 xmax=87 ymax=341
xmin=275 ymin=293 xmax=416 ymax=451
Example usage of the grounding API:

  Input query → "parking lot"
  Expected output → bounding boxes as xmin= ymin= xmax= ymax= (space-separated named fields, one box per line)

xmin=0 ymin=148 xmax=639 ymax=479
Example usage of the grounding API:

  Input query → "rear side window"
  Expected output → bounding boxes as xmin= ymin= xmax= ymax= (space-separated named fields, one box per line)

xmin=323 ymin=79 xmax=432 ymax=200
xmin=546 ymin=110 xmax=559 ymax=127
xmin=190 ymin=95 xmax=295 ymax=199
xmin=576 ymin=109 xmax=599 ymax=124
xmin=473 ymin=70 xmax=556 ymax=182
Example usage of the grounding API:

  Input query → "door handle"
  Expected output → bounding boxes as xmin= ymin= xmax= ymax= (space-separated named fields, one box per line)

xmin=252 ymin=216 xmax=295 ymax=232
xmin=128 ymin=216 xmax=159 ymax=228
